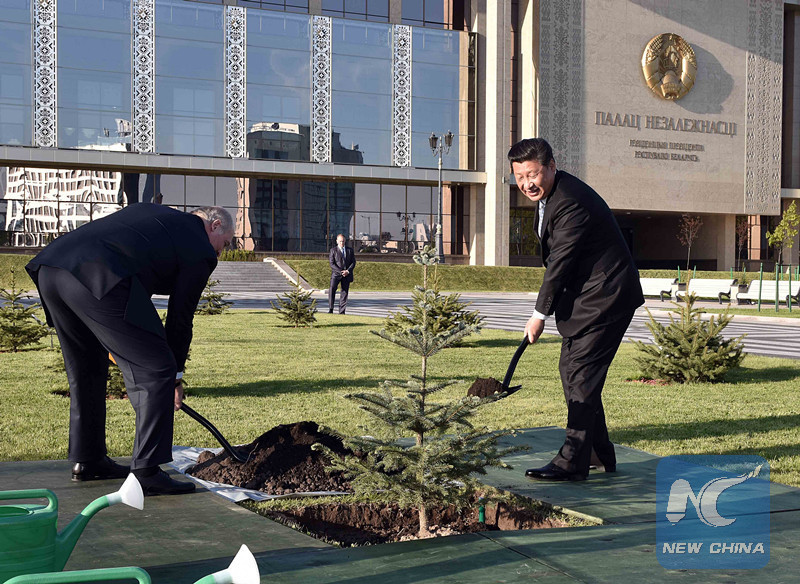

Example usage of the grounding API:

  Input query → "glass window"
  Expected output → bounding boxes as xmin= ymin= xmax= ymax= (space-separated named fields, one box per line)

xmin=0 ymin=0 xmax=32 ymax=145
xmin=186 ymin=176 xmax=215 ymax=206
xmin=411 ymin=29 xmax=472 ymax=169
xmin=381 ymin=184 xmax=405 ymax=213
xmin=322 ymin=0 xmax=344 ymax=18
xmin=215 ymin=176 xmax=239 ymax=207
xmin=355 ymin=212 xmax=379 ymax=248
xmin=331 ymin=21 xmax=392 ymax=166
xmin=330 ymin=181 xmax=354 ymax=212
xmin=273 ymin=180 xmax=302 ymax=251
xmin=246 ymin=11 xmax=311 ymax=162
xmin=302 ymin=181 xmax=327 ymax=251
xmin=155 ymin=0 xmax=224 ymax=157
xmin=407 ymin=186 xmax=432 ymax=214
xmin=159 ymin=174 xmax=185 ymax=207
xmin=402 ymin=0 xmax=448 ymax=28
xmin=354 ymin=182 xmax=379 ymax=212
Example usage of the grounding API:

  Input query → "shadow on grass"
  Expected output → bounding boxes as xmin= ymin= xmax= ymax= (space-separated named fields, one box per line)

xmin=270 ymin=322 xmax=367 ymax=329
xmin=612 ymin=413 xmax=800 ymax=445
xmin=463 ymin=336 xmax=560 ymax=349
xmin=187 ymin=376 xmax=390 ymax=398
xmin=722 ymin=366 xmax=800 ymax=384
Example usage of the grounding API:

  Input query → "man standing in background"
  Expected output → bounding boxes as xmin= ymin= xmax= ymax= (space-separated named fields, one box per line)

xmin=329 ymin=234 xmax=355 ymax=314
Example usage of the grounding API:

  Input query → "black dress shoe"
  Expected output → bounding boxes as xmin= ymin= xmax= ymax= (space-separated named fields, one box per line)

xmin=525 ymin=463 xmax=587 ymax=481
xmin=137 ymin=469 xmax=196 ymax=496
xmin=328 ymin=310 xmax=333 ymax=313
xmin=72 ymin=456 xmax=130 ymax=482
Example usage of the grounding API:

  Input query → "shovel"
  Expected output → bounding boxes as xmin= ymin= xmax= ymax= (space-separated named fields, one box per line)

xmin=467 ymin=336 xmax=529 ymax=398
xmin=181 ymin=403 xmax=251 ymax=464
xmin=500 ymin=336 xmax=530 ymax=395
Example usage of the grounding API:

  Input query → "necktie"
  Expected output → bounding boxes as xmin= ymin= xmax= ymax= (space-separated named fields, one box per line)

xmin=538 ymin=200 xmax=546 ymax=239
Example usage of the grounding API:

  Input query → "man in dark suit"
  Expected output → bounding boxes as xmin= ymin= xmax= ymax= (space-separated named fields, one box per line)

xmin=328 ymin=233 xmax=355 ymax=314
xmin=509 ymin=138 xmax=644 ymax=482
xmin=26 ymin=204 xmax=233 ymax=495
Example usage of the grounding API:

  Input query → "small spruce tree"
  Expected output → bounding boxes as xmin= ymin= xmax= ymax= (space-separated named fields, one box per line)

xmin=0 ymin=269 xmax=50 ymax=352
xmin=385 ymin=246 xmax=483 ymax=339
xmin=633 ymin=294 xmax=745 ymax=383
xmin=316 ymin=247 xmax=524 ymax=537
xmin=271 ymin=282 xmax=317 ymax=327
xmin=195 ymin=279 xmax=232 ymax=315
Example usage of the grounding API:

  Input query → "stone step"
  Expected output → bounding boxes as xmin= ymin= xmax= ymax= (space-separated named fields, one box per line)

xmin=209 ymin=261 xmax=296 ymax=294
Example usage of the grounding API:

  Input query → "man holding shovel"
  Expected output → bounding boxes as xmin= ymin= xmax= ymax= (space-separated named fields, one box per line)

xmin=26 ymin=204 xmax=234 ymax=495
xmin=509 ymin=138 xmax=643 ymax=481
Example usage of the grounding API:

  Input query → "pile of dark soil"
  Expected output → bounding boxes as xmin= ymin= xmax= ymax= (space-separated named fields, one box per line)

xmin=467 ymin=377 xmax=507 ymax=398
xmin=188 ymin=421 xmax=352 ymax=494
xmin=261 ymin=499 xmax=569 ymax=546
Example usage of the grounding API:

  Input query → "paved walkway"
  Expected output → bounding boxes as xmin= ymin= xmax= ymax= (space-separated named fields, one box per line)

xmin=189 ymin=291 xmax=800 ymax=360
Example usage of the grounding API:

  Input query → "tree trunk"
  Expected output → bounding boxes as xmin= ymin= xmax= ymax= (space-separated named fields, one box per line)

xmin=418 ymin=502 xmax=429 ymax=536
xmin=686 ymin=245 xmax=691 ymax=273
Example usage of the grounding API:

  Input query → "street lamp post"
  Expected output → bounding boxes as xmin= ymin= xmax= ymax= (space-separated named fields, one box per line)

xmin=429 ymin=131 xmax=453 ymax=264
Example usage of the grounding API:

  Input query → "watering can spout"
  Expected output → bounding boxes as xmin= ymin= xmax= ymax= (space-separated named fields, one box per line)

xmin=193 ymin=545 xmax=260 ymax=584
xmin=54 ymin=474 xmax=144 ymax=570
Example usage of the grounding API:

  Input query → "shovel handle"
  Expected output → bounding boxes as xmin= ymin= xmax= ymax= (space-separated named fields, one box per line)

xmin=181 ymin=403 xmax=249 ymax=463
xmin=502 ymin=337 xmax=530 ymax=388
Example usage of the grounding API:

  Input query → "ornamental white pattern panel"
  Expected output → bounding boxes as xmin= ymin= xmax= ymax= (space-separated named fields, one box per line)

xmin=133 ymin=0 xmax=155 ymax=153
xmin=225 ymin=6 xmax=247 ymax=158
xmin=34 ymin=0 xmax=57 ymax=148
xmin=311 ymin=16 xmax=332 ymax=163
xmin=392 ymin=25 xmax=412 ymax=167
xmin=538 ymin=0 xmax=583 ymax=176
xmin=744 ymin=0 xmax=783 ymax=215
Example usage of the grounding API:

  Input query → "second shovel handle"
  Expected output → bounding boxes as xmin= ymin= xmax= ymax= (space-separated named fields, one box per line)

xmin=502 ymin=337 xmax=530 ymax=388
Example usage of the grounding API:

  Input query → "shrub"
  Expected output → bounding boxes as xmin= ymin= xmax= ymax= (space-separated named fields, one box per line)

xmin=195 ymin=279 xmax=232 ymax=315
xmin=271 ymin=283 xmax=317 ymax=327
xmin=219 ymin=249 xmax=257 ymax=262
xmin=0 ymin=269 xmax=50 ymax=352
xmin=633 ymin=294 xmax=745 ymax=383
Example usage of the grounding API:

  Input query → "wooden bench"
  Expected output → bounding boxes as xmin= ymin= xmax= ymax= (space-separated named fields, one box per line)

xmin=736 ymin=280 xmax=800 ymax=306
xmin=639 ymin=277 xmax=676 ymax=301
xmin=675 ymin=278 xmax=736 ymax=304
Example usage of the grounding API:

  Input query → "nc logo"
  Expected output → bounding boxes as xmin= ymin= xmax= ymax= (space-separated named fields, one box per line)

xmin=665 ymin=464 xmax=763 ymax=527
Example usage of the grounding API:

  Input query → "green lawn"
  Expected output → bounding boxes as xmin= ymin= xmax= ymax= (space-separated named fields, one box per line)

xmin=699 ymin=307 xmax=800 ymax=318
xmin=0 ymin=254 xmax=34 ymax=289
xmin=2 ymin=310 xmax=799 ymax=486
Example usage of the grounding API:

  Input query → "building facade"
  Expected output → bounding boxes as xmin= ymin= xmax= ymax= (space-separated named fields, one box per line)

xmin=0 ymin=0 xmax=798 ymax=269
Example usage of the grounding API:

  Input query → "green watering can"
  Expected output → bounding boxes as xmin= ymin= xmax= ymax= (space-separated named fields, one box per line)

xmin=0 ymin=474 xmax=144 ymax=583
xmin=3 ymin=544 xmax=260 ymax=584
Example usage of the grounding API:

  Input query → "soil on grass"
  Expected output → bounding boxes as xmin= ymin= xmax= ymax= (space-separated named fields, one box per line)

xmin=188 ymin=421 xmax=352 ymax=494
xmin=627 ymin=377 xmax=671 ymax=386
xmin=467 ymin=376 xmax=506 ymax=398
xmin=259 ymin=499 xmax=569 ymax=546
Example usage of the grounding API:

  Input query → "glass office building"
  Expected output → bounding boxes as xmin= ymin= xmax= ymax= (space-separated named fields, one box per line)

xmin=0 ymin=0 xmax=476 ymax=257
xmin=1 ymin=0 xmax=799 ymax=268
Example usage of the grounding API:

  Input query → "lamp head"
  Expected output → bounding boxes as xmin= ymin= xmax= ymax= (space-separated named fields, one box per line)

xmin=444 ymin=131 xmax=454 ymax=149
xmin=429 ymin=132 xmax=438 ymax=152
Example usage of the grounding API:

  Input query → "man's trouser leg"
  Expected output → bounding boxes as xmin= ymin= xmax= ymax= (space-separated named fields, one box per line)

xmin=551 ymin=311 xmax=634 ymax=476
xmin=37 ymin=266 xmax=176 ymax=470
xmin=329 ymin=275 xmax=340 ymax=312
xmin=339 ymin=279 xmax=350 ymax=313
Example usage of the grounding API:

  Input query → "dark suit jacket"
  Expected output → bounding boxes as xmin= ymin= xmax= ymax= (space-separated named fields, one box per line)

xmin=536 ymin=170 xmax=644 ymax=338
xmin=26 ymin=203 xmax=217 ymax=371
xmin=329 ymin=246 xmax=355 ymax=283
